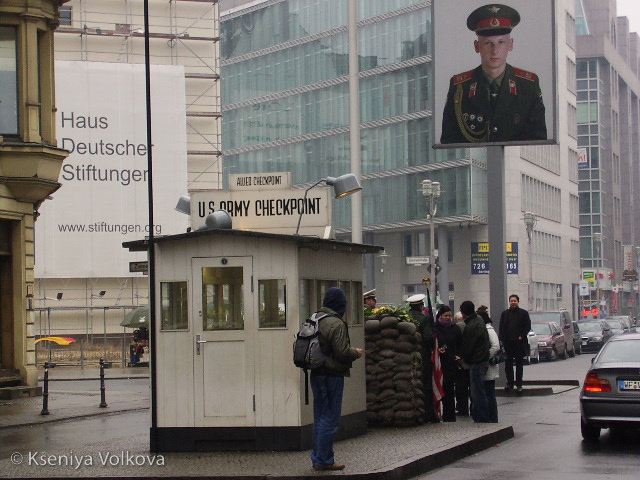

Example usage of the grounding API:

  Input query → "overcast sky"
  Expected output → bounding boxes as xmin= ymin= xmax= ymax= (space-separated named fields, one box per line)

xmin=617 ymin=0 xmax=640 ymax=34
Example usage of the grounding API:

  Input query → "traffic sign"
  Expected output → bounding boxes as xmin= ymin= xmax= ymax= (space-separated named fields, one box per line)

xmin=579 ymin=280 xmax=589 ymax=296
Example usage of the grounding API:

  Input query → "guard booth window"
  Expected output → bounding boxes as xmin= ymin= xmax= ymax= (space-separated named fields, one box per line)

xmin=258 ymin=279 xmax=286 ymax=328
xmin=160 ymin=281 xmax=188 ymax=330
xmin=299 ymin=279 xmax=362 ymax=326
xmin=202 ymin=267 xmax=244 ymax=330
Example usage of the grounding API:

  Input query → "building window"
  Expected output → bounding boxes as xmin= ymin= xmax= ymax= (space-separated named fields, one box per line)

xmin=160 ymin=281 xmax=188 ymax=330
xmin=565 ymin=11 xmax=576 ymax=49
xmin=299 ymin=279 xmax=362 ymax=326
xmin=59 ymin=6 xmax=72 ymax=26
xmin=258 ymin=279 xmax=286 ymax=328
xmin=0 ymin=26 xmax=18 ymax=136
xmin=566 ymin=57 xmax=576 ymax=93
xmin=567 ymin=103 xmax=577 ymax=138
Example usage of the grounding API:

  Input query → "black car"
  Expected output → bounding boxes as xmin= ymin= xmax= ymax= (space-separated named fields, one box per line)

xmin=579 ymin=333 xmax=640 ymax=441
xmin=571 ymin=321 xmax=583 ymax=354
xmin=578 ymin=320 xmax=613 ymax=352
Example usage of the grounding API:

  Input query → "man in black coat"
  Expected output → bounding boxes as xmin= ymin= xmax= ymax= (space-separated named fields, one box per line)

xmin=498 ymin=294 xmax=531 ymax=393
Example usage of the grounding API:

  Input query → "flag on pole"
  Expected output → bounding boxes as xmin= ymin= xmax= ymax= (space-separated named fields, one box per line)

xmin=431 ymin=336 xmax=445 ymax=419
xmin=426 ymin=288 xmax=445 ymax=420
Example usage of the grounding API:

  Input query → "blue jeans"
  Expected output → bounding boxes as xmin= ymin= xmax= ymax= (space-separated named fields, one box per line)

xmin=469 ymin=361 xmax=489 ymax=423
xmin=310 ymin=374 xmax=344 ymax=466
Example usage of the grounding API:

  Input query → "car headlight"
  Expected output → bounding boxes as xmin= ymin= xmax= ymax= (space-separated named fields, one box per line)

xmin=592 ymin=336 xmax=602 ymax=341
xmin=538 ymin=341 xmax=547 ymax=347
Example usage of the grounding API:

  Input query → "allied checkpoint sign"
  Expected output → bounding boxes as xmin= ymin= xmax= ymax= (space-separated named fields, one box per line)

xmin=190 ymin=172 xmax=333 ymax=237
xmin=471 ymin=242 xmax=519 ymax=274
xmin=433 ymin=0 xmax=557 ymax=147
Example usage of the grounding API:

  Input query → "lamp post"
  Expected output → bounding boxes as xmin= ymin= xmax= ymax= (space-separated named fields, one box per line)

xmin=593 ymin=232 xmax=602 ymax=316
xmin=295 ymin=173 xmax=362 ymax=235
xmin=421 ymin=179 xmax=440 ymax=308
xmin=523 ymin=211 xmax=537 ymax=310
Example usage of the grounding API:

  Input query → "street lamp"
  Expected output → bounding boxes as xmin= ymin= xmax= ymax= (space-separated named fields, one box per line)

xmin=593 ymin=232 xmax=602 ymax=316
xmin=523 ymin=211 xmax=537 ymax=310
xmin=295 ymin=173 xmax=362 ymax=235
xmin=422 ymin=179 xmax=441 ymax=308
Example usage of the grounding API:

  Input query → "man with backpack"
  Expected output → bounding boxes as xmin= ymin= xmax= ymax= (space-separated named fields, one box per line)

xmin=310 ymin=287 xmax=362 ymax=471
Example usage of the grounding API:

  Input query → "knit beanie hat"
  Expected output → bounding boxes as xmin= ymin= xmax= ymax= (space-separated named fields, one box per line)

xmin=459 ymin=300 xmax=475 ymax=316
xmin=323 ymin=287 xmax=347 ymax=317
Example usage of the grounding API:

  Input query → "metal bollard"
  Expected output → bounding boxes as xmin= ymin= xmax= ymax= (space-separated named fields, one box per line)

xmin=41 ymin=361 xmax=56 ymax=415
xmin=99 ymin=358 xmax=108 ymax=408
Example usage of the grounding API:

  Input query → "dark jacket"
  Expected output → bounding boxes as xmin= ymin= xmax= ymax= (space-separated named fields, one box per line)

xmin=314 ymin=306 xmax=359 ymax=377
xmin=498 ymin=306 xmax=531 ymax=357
xmin=433 ymin=321 xmax=463 ymax=379
xmin=461 ymin=313 xmax=490 ymax=364
xmin=441 ymin=64 xmax=547 ymax=144
xmin=412 ymin=308 xmax=434 ymax=356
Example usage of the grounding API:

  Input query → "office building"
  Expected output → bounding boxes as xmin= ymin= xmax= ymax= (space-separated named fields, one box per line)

xmin=220 ymin=0 xmax=581 ymax=313
xmin=576 ymin=0 xmax=640 ymax=317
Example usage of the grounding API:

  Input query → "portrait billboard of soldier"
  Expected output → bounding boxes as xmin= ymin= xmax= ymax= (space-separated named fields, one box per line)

xmin=434 ymin=1 xmax=557 ymax=147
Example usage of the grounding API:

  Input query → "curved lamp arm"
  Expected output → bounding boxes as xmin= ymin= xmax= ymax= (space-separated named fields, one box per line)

xmin=295 ymin=173 xmax=362 ymax=235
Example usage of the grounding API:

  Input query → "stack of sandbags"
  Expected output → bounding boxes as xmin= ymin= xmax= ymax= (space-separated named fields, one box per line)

xmin=364 ymin=315 xmax=425 ymax=427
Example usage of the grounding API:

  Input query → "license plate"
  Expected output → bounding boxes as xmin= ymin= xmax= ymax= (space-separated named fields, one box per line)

xmin=619 ymin=380 xmax=640 ymax=390
xmin=582 ymin=341 xmax=587 ymax=346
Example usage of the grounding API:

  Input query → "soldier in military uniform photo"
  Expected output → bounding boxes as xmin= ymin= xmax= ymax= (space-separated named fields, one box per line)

xmin=440 ymin=4 xmax=547 ymax=144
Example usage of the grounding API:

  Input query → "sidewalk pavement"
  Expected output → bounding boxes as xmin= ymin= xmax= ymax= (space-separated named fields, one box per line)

xmin=0 ymin=366 xmax=523 ymax=479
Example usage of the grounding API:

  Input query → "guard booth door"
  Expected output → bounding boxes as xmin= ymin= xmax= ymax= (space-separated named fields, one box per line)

xmin=192 ymin=256 xmax=255 ymax=427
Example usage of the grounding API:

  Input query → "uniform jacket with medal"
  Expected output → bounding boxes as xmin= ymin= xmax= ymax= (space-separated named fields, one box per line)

xmin=440 ymin=64 xmax=547 ymax=143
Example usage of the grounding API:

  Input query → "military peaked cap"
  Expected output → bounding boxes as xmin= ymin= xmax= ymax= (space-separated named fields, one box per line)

xmin=467 ymin=4 xmax=520 ymax=36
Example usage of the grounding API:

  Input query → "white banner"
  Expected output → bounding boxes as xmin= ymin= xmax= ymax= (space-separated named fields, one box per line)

xmin=35 ymin=61 xmax=188 ymax=277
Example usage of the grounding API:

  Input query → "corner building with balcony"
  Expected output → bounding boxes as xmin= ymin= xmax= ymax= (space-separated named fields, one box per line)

xmin=1 ymin=1 xmax=68 ymax=386
xmin=220 ymin=0 xmax=580 ymax=315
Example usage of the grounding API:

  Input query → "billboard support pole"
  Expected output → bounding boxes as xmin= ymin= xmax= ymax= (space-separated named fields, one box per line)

xmin=487 ymin=145 xmax=507 ymax=376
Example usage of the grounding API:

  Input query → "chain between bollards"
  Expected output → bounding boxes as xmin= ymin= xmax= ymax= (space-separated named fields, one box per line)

xmin=41 ymin=361 xmax=56 ymax=415
xmin=99 ymin=358 xmax=108 ymax=408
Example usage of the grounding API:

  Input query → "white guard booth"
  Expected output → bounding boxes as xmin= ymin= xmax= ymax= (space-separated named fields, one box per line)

xmin=123 ymin=228 xmax=381 ymax=451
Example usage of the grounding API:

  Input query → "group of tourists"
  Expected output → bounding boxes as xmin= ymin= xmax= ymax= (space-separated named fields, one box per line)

xmin=308 ymin=287 xmax=531 ymax=471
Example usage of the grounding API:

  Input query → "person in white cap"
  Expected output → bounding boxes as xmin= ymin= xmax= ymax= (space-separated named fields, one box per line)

xmin=363 ymin=289 xmax=377 ymax=309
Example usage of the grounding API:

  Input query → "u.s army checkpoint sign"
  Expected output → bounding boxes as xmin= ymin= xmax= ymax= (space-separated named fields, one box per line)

xmin=190 ymin=173 xmax=332 ymax=236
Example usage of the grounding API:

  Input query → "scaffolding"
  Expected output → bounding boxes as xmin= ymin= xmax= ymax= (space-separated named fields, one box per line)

xmin=55 ymin=0 xmax=223 ymax=189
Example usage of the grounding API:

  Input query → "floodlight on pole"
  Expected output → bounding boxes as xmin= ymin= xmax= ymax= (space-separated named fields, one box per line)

xmin=295 ymin=173 xmax=362 ymax=235
xmin=523 ymin=211 xmax=537 ymax=309
xmin=175 ymin=195 xmax=190 ymax=215
xmin=422 ymin=179 xmax=441 ymax=308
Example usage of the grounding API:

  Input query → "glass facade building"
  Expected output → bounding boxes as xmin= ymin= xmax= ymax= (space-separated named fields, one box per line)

xmin=221 ymin=0 xmax=487 ymax=231
xmin=220 ymin=0 xmax=580 ymax=311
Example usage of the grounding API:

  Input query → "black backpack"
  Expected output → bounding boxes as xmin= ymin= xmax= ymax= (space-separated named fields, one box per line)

xmin=293 ymin=312 xmax=330 ymax=404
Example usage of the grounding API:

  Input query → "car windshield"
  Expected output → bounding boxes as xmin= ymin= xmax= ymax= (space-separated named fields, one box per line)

xmin=529 ymin=313 xmax=558 ymax=323
xmin=606 ymin=320 xmax=622 ymax=329
xmin=598 ymin=339 xmax=640 ymax=362
xmin=579 ymin=322 xmax=601 ymax=332
xmin=531 ymin=323 xmax=551 ymax=335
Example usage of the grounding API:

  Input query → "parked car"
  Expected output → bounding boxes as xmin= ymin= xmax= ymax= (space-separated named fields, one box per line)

xmin=526 ymin=329 xmax=540 ymax=364
xmin=578 ymin=319 xmax=614 ymax=352
xmin=531 ymin=321 xmax=567 ymax=361
xmin=609 ymin=315 xmax=636 ymax=333
xmin=603 ymin=318 xmax=630 ymax=336
xmin=579 ymin=332 xmax=640 ymax=441
xmin=529 ymin=310 xmax=575 ymax=357
xmin=571 ymin=320 xmax=583 ymax=354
